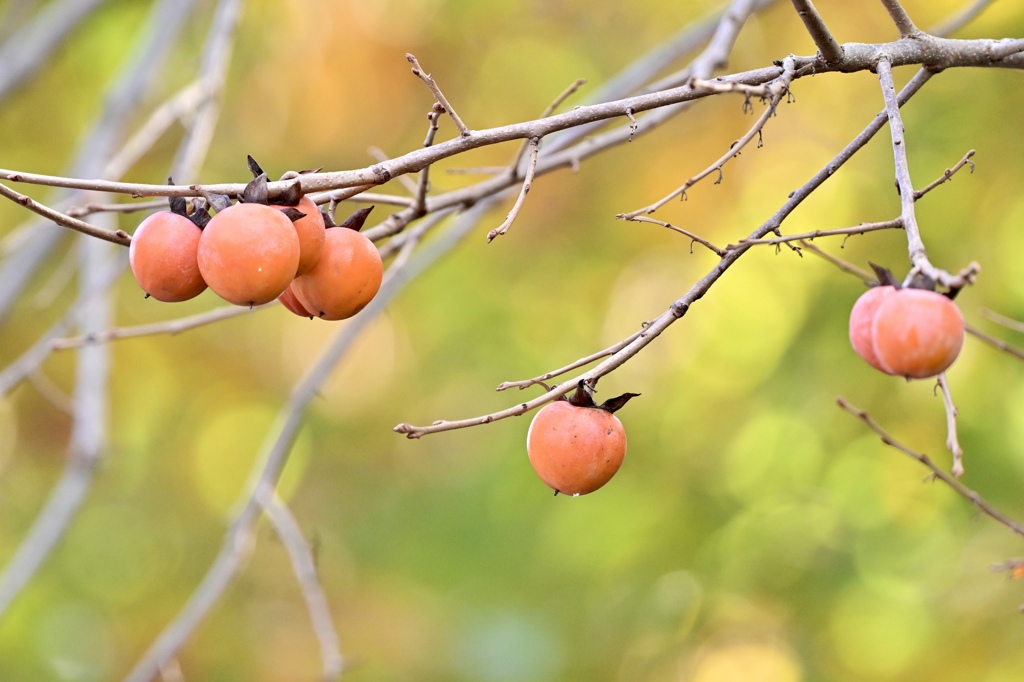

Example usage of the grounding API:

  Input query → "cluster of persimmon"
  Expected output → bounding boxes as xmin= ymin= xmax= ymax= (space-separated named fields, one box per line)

xmin=849 ymin=266 xmax=965 ymax=379
xmin=129 ymin=160 xmax=383 ymax=321
xmin=526 ymin=383 xmax=639 ymax=496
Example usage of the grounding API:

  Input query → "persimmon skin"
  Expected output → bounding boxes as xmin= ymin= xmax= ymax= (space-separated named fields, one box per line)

xmin=278 ymin=281 xmax=313 ymax=318
xmin=849 ymin=286 xmax=898 ymax=374
xmin=526 ymin=400 xmax=627 ymax=495
xmin=197 ymin=203 xmax=300 ymax=306
xmin=275 ymin=196 xmax=325 ymax=275
xmin=872 ymin=288 xmax=965 ymax=379
xmin=292 ymin=227 xmax=383 ymax=321
xmin=129 ymin=211 xmax=206 ymax=302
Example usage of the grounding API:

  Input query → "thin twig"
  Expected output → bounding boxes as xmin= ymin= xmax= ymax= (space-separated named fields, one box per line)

xmin=733 ymin=218 xmax=903 ymax=248
xmin=935 ymin=373 xmax=965 ymax=478
xmin=508 ymin=79 xmax=586 ymax=174
xmin=394 ymin=68 xmax=935 ymax=439
xmin=0 ymin=182 xmax=131 ymax=246
xmin=789 ymin=0 xmax=844 ymax=64
xmin=619 ymin=64 xmax=793 ymax=218
xmin=412 ymin=105 xmax=444 ymax=216
xmin=487 ymin=138 xmax=540 ymax=243
xmin=913 ymin=149 xmax=975 ymax=200
xmin=406 ymin=53 xmax=470 ymax=137
xmin=66 ymin=197 xmax=167 ymax=218
xmin=798 ymin=240 xmax=876 ymax=281
xmin=838 ymin=397 xmax=1024 ymax=539
xmin=368 ymin=146 xmax=418 ymax=194
xmin=257 ymin=489 xmax=343 ymax=681
xmin=627 ymin=216 xmax=726 ymax=256
xmin=495 ymin=330 xmax=646 ymax=392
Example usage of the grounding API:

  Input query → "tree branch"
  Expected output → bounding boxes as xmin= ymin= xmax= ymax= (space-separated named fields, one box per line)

xmin=790 ymin=0 xmax=844 ymax=64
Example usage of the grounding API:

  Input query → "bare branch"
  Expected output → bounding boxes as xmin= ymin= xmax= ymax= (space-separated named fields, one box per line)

xmin=0 ymin=182 xmax=131 ymax=247
xmin=487 ymin=138 xmax=540 ymax=243
xmin=913 ymin=149 xmax=975 ymax=200
xmin=797 ymin=240 xmax=875 ymax=281
xmin=368 ymin=146 xmax=418 ymax=194
xmin=838 ymin=397 xmax=1024 ymax=539
xmin=965 ymin=323 xmax=1024 ymax=362
xmin=790 ymin=0 xmax=844 ymax=64
xmin=394 ymin=68 xmax=935 ymax=439
xmin=979 ymin=309 xmax=1024 ymax=334
xmin=406 ymin=53 xmax=471 ymax=137
xmin=732 ymin=218 xmax=903 ymax=248
xmin=626 ymin=216 xmax=726 ymax=256
xmin=495 ymin=330 xmax=646 ymax=392
xmin=879 ymin=0 xmax=921 ymax=37
xmin=619 ymin=64 xmax=793 ymax=218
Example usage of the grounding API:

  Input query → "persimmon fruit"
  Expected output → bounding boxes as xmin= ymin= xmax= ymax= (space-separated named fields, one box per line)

xmin=291 ymin=224 xmax=383 ymax=321
xmin=849 ymin=285 xmax=965 ymax=379
xmin=275 ymin=195 xmax=325 ymax=276
xmin=278 ymin=281 xmax=313 ymax=318
xmin=526 ymin=384 xmax=639 ymax=496
xmin=197 ymin=202 xmax=300 ymax=307
xmin=129 ymin=210 xmax=207 ymax=302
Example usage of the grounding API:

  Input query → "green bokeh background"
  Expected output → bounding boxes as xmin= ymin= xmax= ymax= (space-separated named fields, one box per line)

xmin=2 ymin=0 xmax=1024 ymax=680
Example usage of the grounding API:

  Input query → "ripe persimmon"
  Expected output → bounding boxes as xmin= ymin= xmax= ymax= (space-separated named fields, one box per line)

xmin=275 ymin=195 xmax=325 ymax=275
xmin=526 ymin=384 xmax=639 ymax=496
xmin=849 ymin=285 xmax=898 ymax=374
xmin=872 ymin=288 xmax=965 ymax=379
xmin=278 ymin=281 xmax=313 ymax=318
xmin=291 ymin=222 xmax=382 ymax=321
xmin=197 ymin=202 xmax=300 ymax=306
xmin=850 ymin=283 xmax=965 ymax=379
xmin=129 ymin=210 xmax=206 ymax=302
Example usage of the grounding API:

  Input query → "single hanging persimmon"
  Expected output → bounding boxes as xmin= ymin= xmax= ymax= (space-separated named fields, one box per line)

xmin=526 ymin=382 xmax=639 ymax=496
xmin=849 ymin=265 xmax=965 ymax=379
xmin=129 ymin=188 xmax=207 ymax=302
xmin=291 ymin=207 xmax=382 ymax=320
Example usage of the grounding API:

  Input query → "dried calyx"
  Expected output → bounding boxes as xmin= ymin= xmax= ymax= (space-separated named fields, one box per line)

xmin=558 ymin=380 xmax=640 ymax=413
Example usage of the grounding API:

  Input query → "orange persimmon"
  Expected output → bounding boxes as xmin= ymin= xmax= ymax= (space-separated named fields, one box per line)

xmin=129 ymin=211 xmax=207 ymax=302
xmin=291 ymin=225 xmax=382 ymax=321
xmin=275 ymin=195 xmax=325 ymax=276
xmin=197 ymin=202 xmax=300 ymax=306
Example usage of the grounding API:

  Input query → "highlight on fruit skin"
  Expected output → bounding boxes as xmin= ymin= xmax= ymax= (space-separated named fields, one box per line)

xmin=526 ymin=383 xmax=639 ymax=496
xmin=849 ymin=281 xmax=965 ymax=380
xmin=197 ymin=202 xmax=300 ymax=307
xmin=129 ymin=210 xmax=207 ymax=303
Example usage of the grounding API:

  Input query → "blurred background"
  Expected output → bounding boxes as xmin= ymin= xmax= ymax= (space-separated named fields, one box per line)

xmin=2 ymin=0 xmax=1024 ymax=680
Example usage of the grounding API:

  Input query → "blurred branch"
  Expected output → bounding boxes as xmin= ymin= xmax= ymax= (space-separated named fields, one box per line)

xmin=257 ymin=490 xmax=343 ymax=681
xmin=965 ymin=323 xmax=1024 ymax=362
xmin=979 ymin=309 xmax=1024 ymax=334
xmin=838 ymin=397 xmax=1024 ymax=539
xmin=394 ymin=68 xmax=935 ymax=439
xmin=50 ymin=303 xmax=266 ymax=351
xmin=931 ymin=0 xmax=1000 ymax=37
xmin=0 ymin=0 xmax=108 ymax=102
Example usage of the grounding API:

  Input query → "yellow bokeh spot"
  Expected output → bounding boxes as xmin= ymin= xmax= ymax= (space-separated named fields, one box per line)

xmin=690 ymin=640 xmax=803 ymax=682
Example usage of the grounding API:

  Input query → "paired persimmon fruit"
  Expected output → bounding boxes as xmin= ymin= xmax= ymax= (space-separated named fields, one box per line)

xmin=527 ymin=383 xmax=639 ymax=496
xmin=849 ymin=270 xmax=965 ymax=379
xmin=129 ymin=160 xmax=383 ymax=321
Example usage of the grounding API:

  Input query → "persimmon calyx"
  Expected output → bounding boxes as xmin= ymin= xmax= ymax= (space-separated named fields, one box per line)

xmin=561 ymin=380 xmax=640 ymax=413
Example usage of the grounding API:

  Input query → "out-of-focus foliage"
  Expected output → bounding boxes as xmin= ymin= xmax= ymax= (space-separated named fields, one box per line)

xmin=2 ymin=0 xmax=1024 ymax=680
